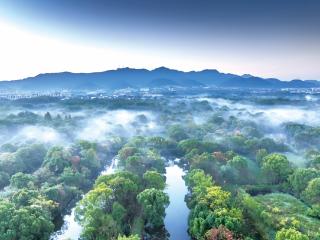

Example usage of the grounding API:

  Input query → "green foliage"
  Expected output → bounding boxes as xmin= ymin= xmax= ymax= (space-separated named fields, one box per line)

xmin=0 ymin=171 xmax=9 ymax=189
xmin=118 ymin=145 xmax=165 ymax=176
xmin=76 ymin=170 xmax=143 ymax=239
xmin=250 ymin=193 xmax=320 ymax=239
xmin=307 ymin=155 xmax=320 ymax=170
xmin=14 ymin=144 xmax=47 ymax=173
xmin=288 ymin=168 xmax=320 ymax=196
xmin=0 ymin=144 xmax=46 ymax=178
xmin=117 ymin=235 xmax=140 ymax=240
xmin=185 ymin=169 xmax=244 ymax=239
xmin=168 ymin=125 xmax=189 ymax=142
xmin=0 ymin=190 xmax=57 ymax=240
xmin=42 ymin=146 xmax=71 ymax=174
xmin=256 ymin=148 xmax=268 ymax=164
xmin=10 ymin=172 xmax=35 ymax=189
xmin=275 ymin=228 xmax=309 ymax=240
xmin=75 ymin=183 xmax=120 ymax=239
xmin=302 ymin=177 xmax=320 ymax=205
xmin=261 ymin=153 xmax=293 ymax=184
xmin=137 ymin=188 xmax=169 ymax=228
xmin=143 ymin=170 xmax=166 ymax=190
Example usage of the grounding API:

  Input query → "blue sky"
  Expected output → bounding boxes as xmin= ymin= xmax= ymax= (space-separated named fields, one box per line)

xmin=0 ymin=0 xmax=319 ymax=80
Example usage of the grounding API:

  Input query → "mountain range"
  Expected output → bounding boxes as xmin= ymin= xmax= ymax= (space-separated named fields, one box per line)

xmin=0 ymin=67 xmax=319 ymax=91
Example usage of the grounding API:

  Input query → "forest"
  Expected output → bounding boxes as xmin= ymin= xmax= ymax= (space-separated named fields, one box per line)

xmin=0 ymin=89 xmax=319 ymax=240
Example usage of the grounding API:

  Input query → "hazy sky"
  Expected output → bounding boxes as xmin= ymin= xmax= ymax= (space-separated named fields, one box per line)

xmin=0 ymin=0 xmax=319 ymax=80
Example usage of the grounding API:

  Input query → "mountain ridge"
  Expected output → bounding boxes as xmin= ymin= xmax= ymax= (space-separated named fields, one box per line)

xmin=0 ymin=67 xmax=319 ymax=91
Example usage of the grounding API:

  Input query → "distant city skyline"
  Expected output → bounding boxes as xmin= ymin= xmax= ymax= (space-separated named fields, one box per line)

xmin=0 ymin=0 xmax=319 ymax=81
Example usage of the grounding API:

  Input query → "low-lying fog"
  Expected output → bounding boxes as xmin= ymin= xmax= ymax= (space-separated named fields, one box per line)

xmin=198 ymin=97 xmax=320 ymax=127
xmin=0 ymin=109 xmax=163 ymax=146
xmin=1 ymin=93 xmax=319 ymax=168
xmin=77 ymin=110 xmax=162 ymax=141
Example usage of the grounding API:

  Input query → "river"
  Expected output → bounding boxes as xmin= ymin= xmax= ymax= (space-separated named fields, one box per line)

xmin=164 ymin=162 xmax=190 ymax=240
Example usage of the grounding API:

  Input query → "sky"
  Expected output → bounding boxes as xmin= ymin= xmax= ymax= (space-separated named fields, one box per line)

xmin=0 ymin=0 xmax=319 ymax=81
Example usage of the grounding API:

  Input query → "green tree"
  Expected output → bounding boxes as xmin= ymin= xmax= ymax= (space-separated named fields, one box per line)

xmin=288 ymin=168 xmax=320 ymax=196
xmin=308 ymin=155 xmax=320 ymax=170
xmin=117 ymin=235 xmax=140 ymax=240
xmin=80 ymin=148 xmax=100 ymax=175
xmin=59 ymin=167 xmax=89 ymax=188
xmin=10 ymin=172 xmax=35 ymax=189
xmin=0 ymin=197 xmax=56 ymax=240
xmin=137 ymin=188 xmax=169 ymax=228
xmin=261 ymin=154 xmax=293 ymax=184
xmin=42 ymin=146 xmax=71 ymax=174
xmin=0 ymin=171 xmax=9 ymax=189
xmin=275 ymin=228 xmax=309 ymax=240
xmin=302 ymin=177 xmax=320 ymax=204
xmin=184 ymin=169 xmax=213 ymax=200
xmin=168 ymin=125 xmax=188 ymax=142
xmin=118 ymin=147 xmax=139 ymax=161
xmin=14 ymin=144 xmax=47 ymax=172
xmin=75 ymin=183 xmax=121 ymax=240
xmin=143 ymin=170 xmax=166 ymax=190
xmin=256 ymin=148 xmax=268 ymax=165
xmin=112 ymin=202 xmax=126 ymax=224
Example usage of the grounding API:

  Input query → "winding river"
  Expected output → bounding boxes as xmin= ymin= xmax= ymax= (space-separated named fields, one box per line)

xmin=51 ymin=159 xmax=190 ymax=240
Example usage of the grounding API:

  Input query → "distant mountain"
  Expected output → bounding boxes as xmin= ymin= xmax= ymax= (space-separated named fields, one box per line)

xmin=0 ymin=67 xmax=319 ymax=91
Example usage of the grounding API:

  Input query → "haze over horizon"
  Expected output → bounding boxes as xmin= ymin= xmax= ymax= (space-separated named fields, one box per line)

xmin=0 ymin=0 xmax=319 ymax=81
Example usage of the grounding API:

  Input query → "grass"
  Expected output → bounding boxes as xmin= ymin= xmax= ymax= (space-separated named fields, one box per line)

xmin=254 ymin=193 xmax=320 ymax=239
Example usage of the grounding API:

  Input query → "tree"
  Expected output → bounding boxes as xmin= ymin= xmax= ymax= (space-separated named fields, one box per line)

xmin=308 ymin=155 xmax=320 ymax=170
xmin=59 ymin=167 xmax=88 ymax=188
xmin=42 ymin=146 xmax=71 ymax=174
xmin=0 ymin=171 xmax=9 ymax=189
xmin=275 ymin=228 xmax=309 ymax=240
xmin=261 ymin=154 xmax=293 ymax=184
xmin=256 ymin=148 xmax=268 ymax=165
xmin=228 ymin=155 xmax=248 ymax=171
xmin=168 ymin=125 xmax=188 ymax=142
xmin=117 ymin=235 xmax=140 ymax=240
xmin=80 ymin=148 xmax=100 ymax=175
xmin=288 ymin=168 xmax=320 ymax=196
xmin=302 ymin=177 xmax=320 ymax=204
xmin=44 ymin=112 xmax=52 ymax=121
xmin=11 ymin=189 xmax=39 ymax=207
xmin=118 ymin=147 xmax=139 ymax=161
xmin=186 ymin=169 xmax=244 ymax=239
xmin=97 ymin=172 xmax=139 ymax=207
xmin=10 ymin=172 xmax=35 ymax=189
xmin=185 ymin=169 xmax=213 ymax=196
xmin=112 ymin=202 xmax=126 ymax=224
xmin=205 ymin=226 xmax=234 ymax=240
xmin=14 ymin=144 xmax=47 ymax=172
xmin=143 ymin=170 xmax=166 ymax=190
xmin=75 ymin=183 xmax=121 ymax=240
xmin=0 ymin=196 xmax=56 ymax=240
xmin=188 ymin=186 xmax=243 ymax=238
xmin=76 ymin=169 xmax=144 ymax=239
xmin=137 ymin=188 xmax=169 ymax=228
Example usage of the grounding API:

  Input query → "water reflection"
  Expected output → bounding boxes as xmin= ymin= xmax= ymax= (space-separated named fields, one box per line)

xmin=164 ymin=163 xmax=190 ymax=240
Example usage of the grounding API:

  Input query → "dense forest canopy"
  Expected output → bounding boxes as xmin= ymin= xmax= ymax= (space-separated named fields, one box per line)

xmin=0 ymin=88 xmax=319 ymax=240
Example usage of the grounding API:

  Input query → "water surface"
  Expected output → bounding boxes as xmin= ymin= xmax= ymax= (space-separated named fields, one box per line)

xmin=164 ymin=164 xmax=190 ymax=240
